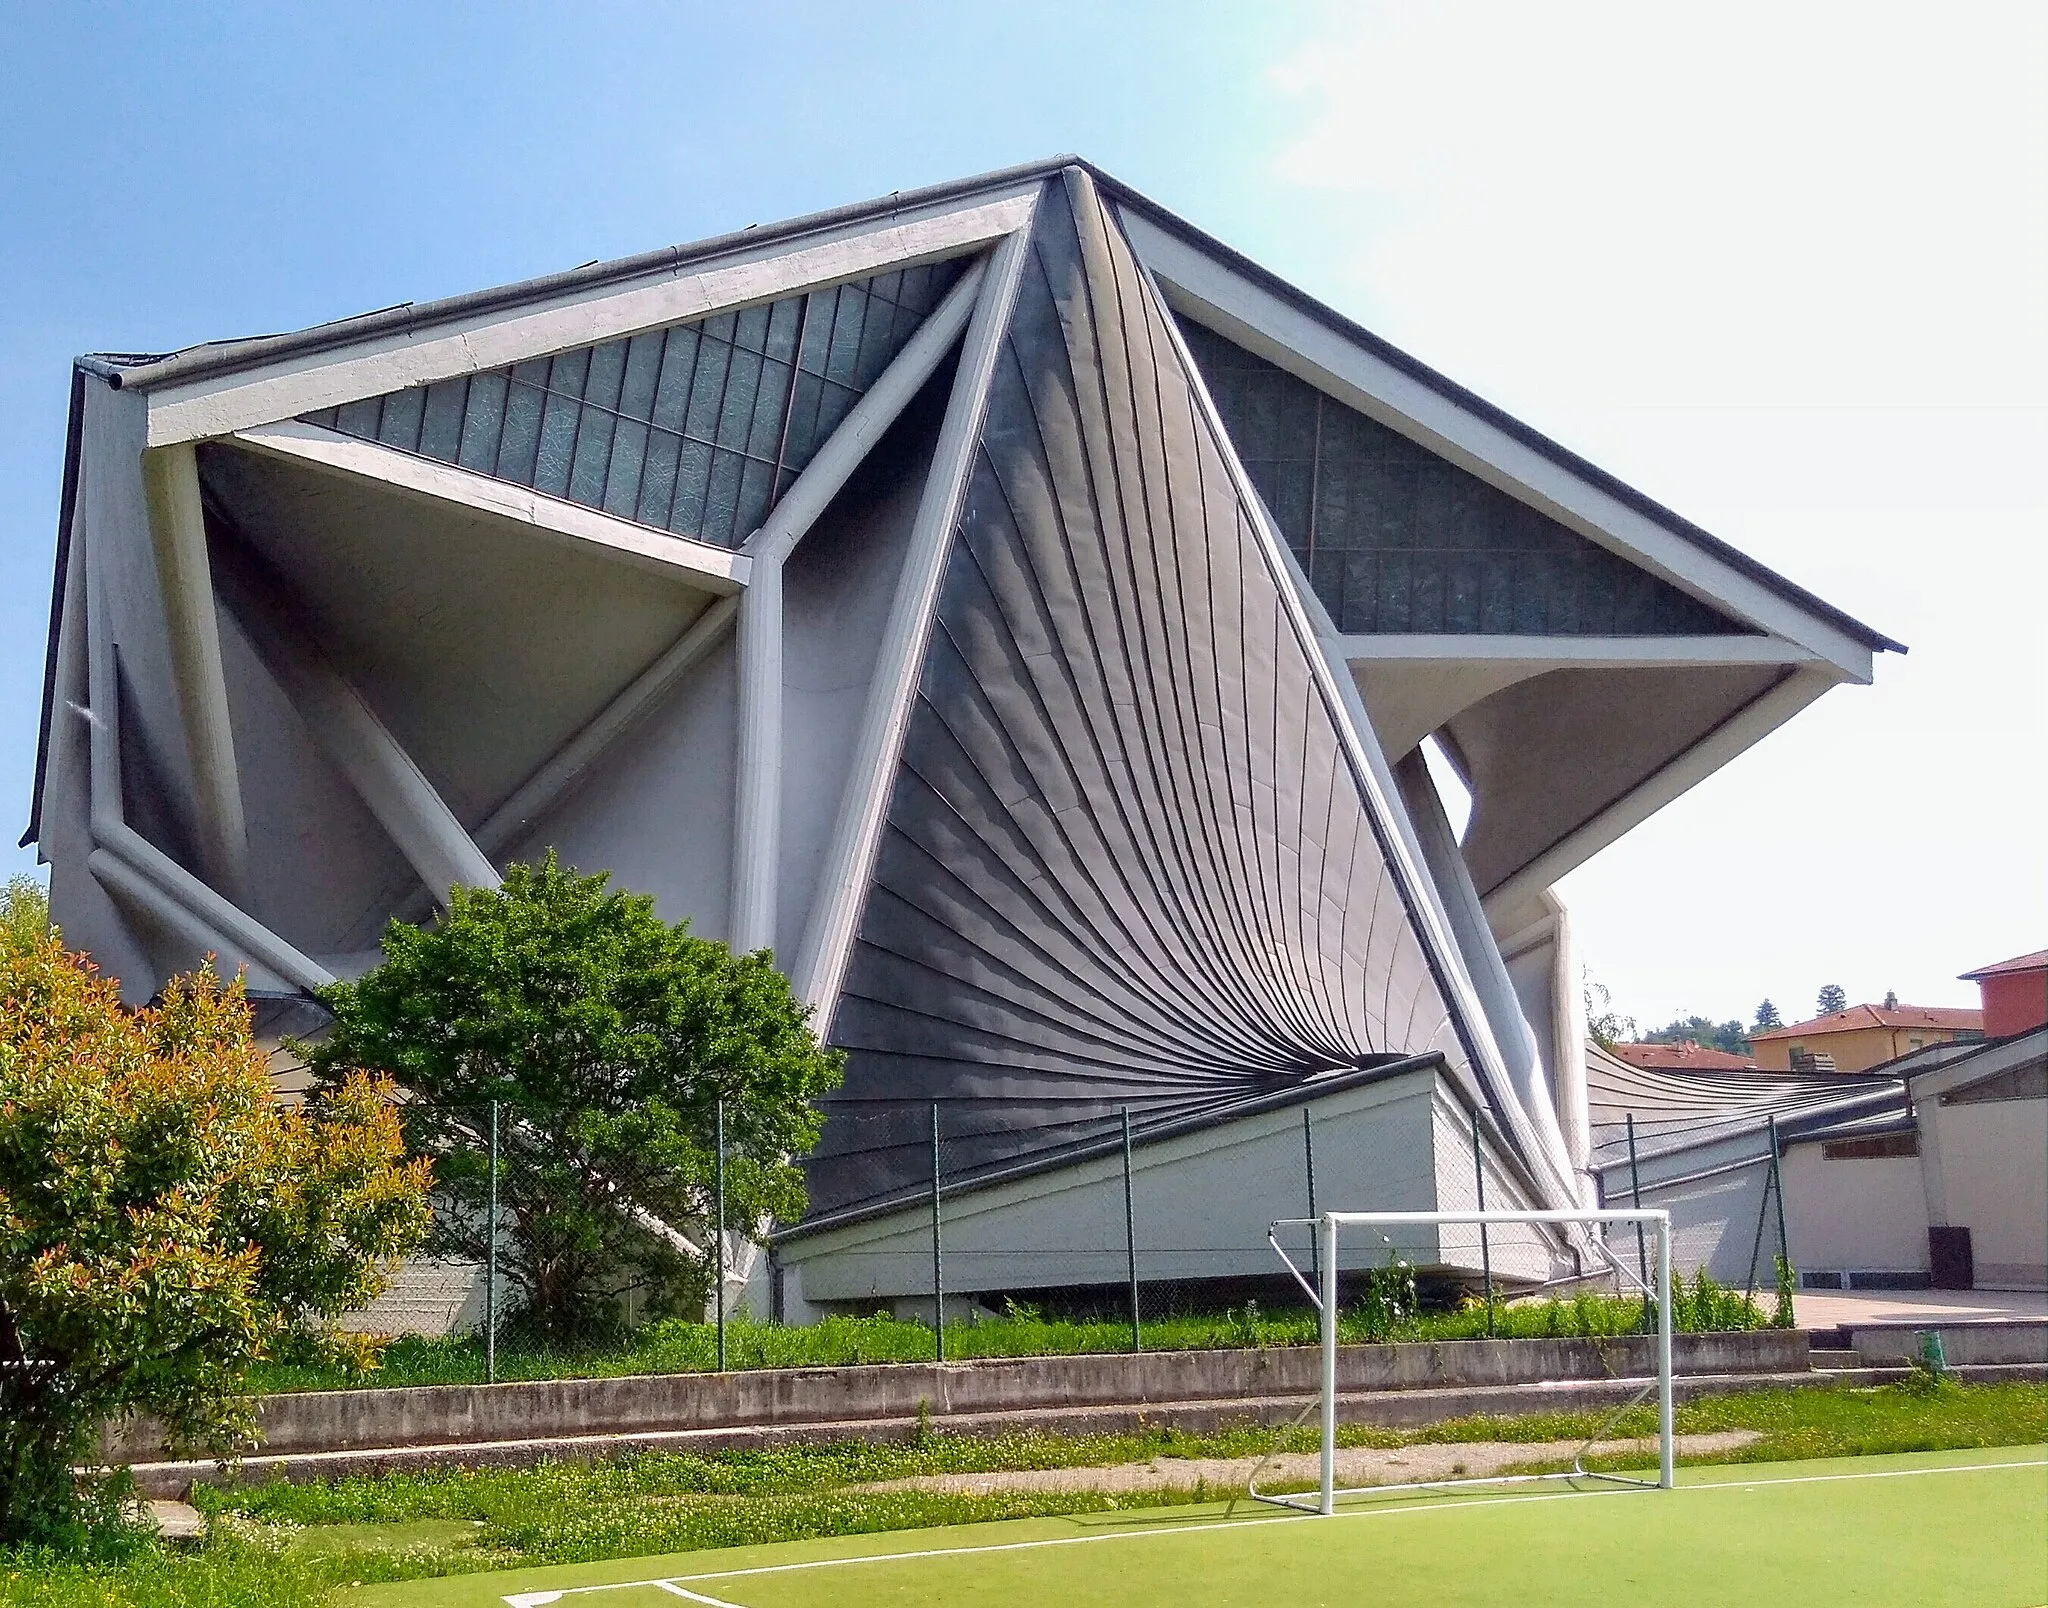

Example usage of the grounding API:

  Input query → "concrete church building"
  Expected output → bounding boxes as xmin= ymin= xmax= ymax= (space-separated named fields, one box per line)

xmin=23 ymin=160 xmax=1898 ymax=1318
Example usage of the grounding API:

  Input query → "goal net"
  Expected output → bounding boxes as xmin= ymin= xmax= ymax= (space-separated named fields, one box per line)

xmin=1259 ymin=1208 xmax=1675 ymax=1514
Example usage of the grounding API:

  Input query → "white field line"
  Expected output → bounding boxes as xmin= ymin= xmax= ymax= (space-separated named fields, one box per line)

xmin=499 ymin=1455 xmax=2048 ymax=1605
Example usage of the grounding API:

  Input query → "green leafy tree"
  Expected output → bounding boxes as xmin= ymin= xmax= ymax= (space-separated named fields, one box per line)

xmin=0 ymin=930 xmax=430 ymax=1547
xmin=1643 ymin=1014 xmax=1752 ymax=1056
xmin=1583 ymin=974 xmax=1637 ymax=1050
xmin=1816 ymin=983 xmax=1849 ymax=1016
xmin=308 ymin=856 xmax=843 ymax=1346
xmin=1753 ymin=999 xmax=1784 ymax=1031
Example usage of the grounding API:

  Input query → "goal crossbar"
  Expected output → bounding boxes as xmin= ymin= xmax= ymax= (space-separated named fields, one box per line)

xmin=1261 ymin=1208 xmax=1675 ymax=1515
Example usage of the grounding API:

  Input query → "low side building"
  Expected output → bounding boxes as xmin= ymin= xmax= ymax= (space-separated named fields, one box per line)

xmin=1596 ymin=1028 xmax=2047 ymax=1292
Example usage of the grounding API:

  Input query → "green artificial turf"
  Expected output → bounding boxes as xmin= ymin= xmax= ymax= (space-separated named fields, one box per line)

xmin=11 ymin=1383 xmax=2042 ymax=1605
xmin=348 ymin=1446 xmax=2048 ymax=1608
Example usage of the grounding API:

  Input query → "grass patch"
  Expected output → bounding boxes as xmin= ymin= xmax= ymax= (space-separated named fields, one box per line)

xmin=250 ymin=1282 xmax=1770 ymax=1394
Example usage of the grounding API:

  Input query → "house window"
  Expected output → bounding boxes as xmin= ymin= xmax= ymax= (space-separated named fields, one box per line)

xmin=1821 ymin=1133 xmax=1920 ymax=1160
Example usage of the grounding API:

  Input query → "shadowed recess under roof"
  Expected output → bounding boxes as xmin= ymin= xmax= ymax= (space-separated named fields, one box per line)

xmin=301 ymin=260 xmax=969 ymax=549
xmin=1177 ymin=322 xmax=1751 ymax=638
xmin=804 ymin=173 xmax=1481 ymax=1220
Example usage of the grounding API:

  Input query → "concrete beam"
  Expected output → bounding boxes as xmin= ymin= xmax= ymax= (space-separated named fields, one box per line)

xmin=210 ymin=538 xmax=500 ymax=905
xmin=729 ymin=258 xmax=987 ymax=956
xmin=231 ymin=422 xmax=752 ymax=592
xmin=144 ymin=191 xmax=1040 ymax=445
xmin=138 ymin=443 xmax=251 ymax=903
xmin=792 ymin=217 xmax=1038 ymax=1014
xmin=1335 ymin=634 xmax=1820 ymax=667
xmin=81 ymin=517 xmax=332 ymax=992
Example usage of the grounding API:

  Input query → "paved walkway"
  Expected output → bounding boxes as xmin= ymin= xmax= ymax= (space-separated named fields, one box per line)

xmin=1795 ymin=1288 xmax=2047 ymax=1329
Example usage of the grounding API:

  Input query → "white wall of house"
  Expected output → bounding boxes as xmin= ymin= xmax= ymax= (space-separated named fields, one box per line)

xmin=1924 ymin=1097 xmax=2048 ymax=1289
xmin=1779 ymin=1145 xmax=1929 ymax=1277
xmin=772 ymin=1065 xmax=1555 ymax=1317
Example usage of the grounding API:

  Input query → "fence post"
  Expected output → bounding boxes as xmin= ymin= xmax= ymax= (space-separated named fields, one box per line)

xmin=1122 ymin=1107 xmax=1140 ymax=1354
xmin=1768 ymin=1112 xmax=1791 ymax=1271
xmin=485 ymin=1099 xmax=499 ymax=1387
xmin=1743 ymin=1122 xmax=1778 ymax=1304
xmin=1627 ymin=1112 xmax=1649 ymax=1329
xmin=715 ymin=1098 xmax=728 ymax=1372
xmin=931 ymin=1101 xmax=944 ymax=1363
xmin=1470 ymin=1105 xmax=1494 ymax=1337
xmin=1303 ymin=1107 xmax=1319 ymax=1283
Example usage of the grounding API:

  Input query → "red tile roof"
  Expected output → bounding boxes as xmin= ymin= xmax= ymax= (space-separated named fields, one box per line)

xmin=1609 ymin=1040 xmax=1758 ymax=1072
xmin=1750 ymin=1004 xmax=1983 ymax=1041
xmin=1960 ymin=950 xmax=2047 ymax=982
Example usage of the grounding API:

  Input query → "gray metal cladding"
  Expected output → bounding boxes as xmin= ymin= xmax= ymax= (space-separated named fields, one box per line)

xmin=1176 ymin=322 xmax=1750 ymax=638
xmin=301 ymin=261 xmax=966 ymax=549
xmin=806 ymin=175 xmax=1478 ymax=1220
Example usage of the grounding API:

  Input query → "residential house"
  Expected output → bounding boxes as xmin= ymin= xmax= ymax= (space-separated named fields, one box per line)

xmin=1750 ymin=1003 xmax=1982 ymax=1073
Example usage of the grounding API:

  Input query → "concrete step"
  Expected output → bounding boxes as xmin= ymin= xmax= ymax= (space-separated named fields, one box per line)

xmin=1808 ymin=1348 xmax=1863 ymax=1370
xmin=121 ymin=1360 xmax=2042 ymax=1498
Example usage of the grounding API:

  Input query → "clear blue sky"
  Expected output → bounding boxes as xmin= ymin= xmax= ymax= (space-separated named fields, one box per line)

xmin=4 ymin=2 xmax=2041 ymax=1028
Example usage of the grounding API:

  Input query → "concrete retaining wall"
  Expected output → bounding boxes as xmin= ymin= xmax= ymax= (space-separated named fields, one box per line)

xmin=109 ymin=1330 xmax=1807 ymax=1461
xmin=1844 ymin=1320 xmax=2048 ymax=1367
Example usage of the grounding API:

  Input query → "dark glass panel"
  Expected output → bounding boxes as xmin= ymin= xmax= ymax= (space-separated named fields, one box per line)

xmin=683 ymin=337 xmax=733 ymax=443
xmin=495 ymin=381 xmax=547 ymax=484
xmin=546 ymin=347 xmax=593 ymax=402
xmin=602 ymin=419 xmax=649 ymax=518
xmin=824 ymin=288 xmax=868 ymax=387
xmin=566 ymin=405 xmax=617 ymax=506
xmin=418 ymin=378 xmax=469 ymax=463
xmin=532 ymin=389 xmax=582 ymax=497
xmin=716 ymin=347 xmax=765 ymax=452
xmin=733 ymin=302 xmax=771 ymax=353
xmin=765 ymin=297 xmax=803 ymax=364
xmin=376 ymin=388 xmax=425 ymax=451
xmin=668 ymin=438 xmax=713 ymax=537
xmin=701 ymin=448 xmax=746 ymax=546
xmin=735 ymin=456 xmax=776 ymax=538
xmin=334 ymin=397 xmax=382 ymax=438
xmin=649 ymin=327 xmax=698 ymax=431
xmin=635 ymin=429 xmax=682 ymax=529
xmin=617 ymin=333 xmax=664 ymax=421
xmin=797 ymin=288 xmax=837 ymax=375
xmin=583 ymin=340 xmax=629 ymax=414
xmin=1179 ymin=315 xmax=1749 ymax=636
xmin=457 ymin=373 xmax=509 ymax=472
xmin=747 ymin=357 xmax=792 ymax=461
xmin=299 ymin=255 xmax=976 ymax=551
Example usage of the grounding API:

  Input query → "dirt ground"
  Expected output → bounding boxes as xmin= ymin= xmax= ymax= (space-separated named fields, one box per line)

xmin=856 ymin=1431 xmax=1761 ymax=1497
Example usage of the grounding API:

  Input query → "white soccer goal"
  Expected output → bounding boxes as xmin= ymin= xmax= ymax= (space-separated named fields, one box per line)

xmin=1261 ymin=1208 xmax=1675 ymax=1514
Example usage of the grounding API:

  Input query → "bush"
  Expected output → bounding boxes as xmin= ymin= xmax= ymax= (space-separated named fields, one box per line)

xmin=308 ymin=855 xmax=843 ymax=1346
xmin=0 ymin=931 xmax=431 ymax=1547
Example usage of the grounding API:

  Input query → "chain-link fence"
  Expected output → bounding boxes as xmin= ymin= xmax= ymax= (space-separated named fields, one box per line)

xmin=904 ymin=1098 xmax=1557 ymax=1361
xmin=361 ymin=1095 xmax=754 ymax=1382
xmin=344 ymin=1090 xmax=1772 ymax=1380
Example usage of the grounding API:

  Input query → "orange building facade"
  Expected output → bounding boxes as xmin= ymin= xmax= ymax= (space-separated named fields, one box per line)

xmin=1751 ymin=1004 xmax=1983 ymax=1073
xmin=1961 ymin=951 xmax=2048 ymax=1040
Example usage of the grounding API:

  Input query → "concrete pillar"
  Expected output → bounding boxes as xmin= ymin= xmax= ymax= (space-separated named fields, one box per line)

xmin=139 ymin=443 xmax=250 ymax=903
